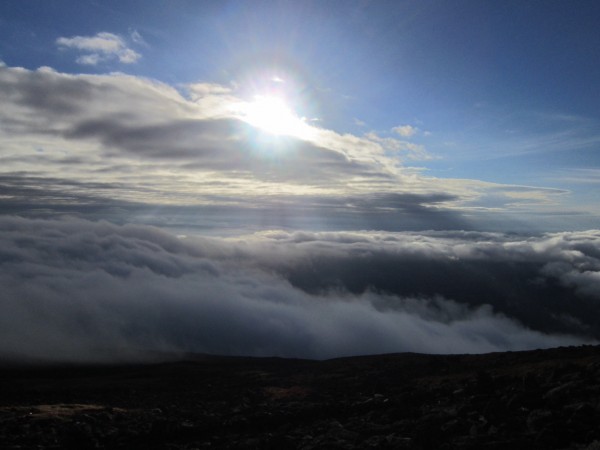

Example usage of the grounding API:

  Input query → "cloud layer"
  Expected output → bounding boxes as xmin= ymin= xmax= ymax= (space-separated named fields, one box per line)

xmin=0 ymin=63 xmax=577 ymax=232
xmin=1 ymin=216 xmax=596 ymax=363
xmin=0 ymin=63 xmax=565 ymax=228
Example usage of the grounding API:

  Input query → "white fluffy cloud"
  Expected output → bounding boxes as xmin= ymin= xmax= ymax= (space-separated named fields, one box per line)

xmin=56 ymin=32 xmax=141 ymax=65
xmin=0 ymin=63 xmax=577 ymax=231
xmin=393 ymin=124 xmax=418 ymax=138
xmin=0 ymin=217 xmax=595 ymax=363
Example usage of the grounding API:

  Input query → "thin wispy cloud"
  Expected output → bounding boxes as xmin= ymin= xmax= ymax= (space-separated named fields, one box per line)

xmin=129 ymin=29 xmax=147 ymax=46
xmin=548 ymin=169 xmax=600 ymax=185
xmin=365 ymin=131 xmax=433 ymax=161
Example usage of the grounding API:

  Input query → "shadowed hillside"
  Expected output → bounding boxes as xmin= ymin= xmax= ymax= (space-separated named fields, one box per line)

xmin=2 ymin=345 xmax=600 ymax=449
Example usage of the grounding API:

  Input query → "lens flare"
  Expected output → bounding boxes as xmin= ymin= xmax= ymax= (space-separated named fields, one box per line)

xmin=242 ymin=95 xmax=313 ymax=140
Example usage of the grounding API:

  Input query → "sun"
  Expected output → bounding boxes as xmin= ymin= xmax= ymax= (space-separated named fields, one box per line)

xmin=241 ymin=95 xmax=313 ymax=140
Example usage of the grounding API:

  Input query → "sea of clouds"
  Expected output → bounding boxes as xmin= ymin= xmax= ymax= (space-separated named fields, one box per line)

xmin=1 ymin=216 xmax=598 ymax=363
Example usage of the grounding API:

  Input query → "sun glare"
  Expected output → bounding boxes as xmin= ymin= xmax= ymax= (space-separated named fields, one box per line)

xmin=242 ymin=95 xmax=313 ymax=140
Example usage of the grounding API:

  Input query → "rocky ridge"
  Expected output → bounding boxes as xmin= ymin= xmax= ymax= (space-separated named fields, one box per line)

xmin=2 ymin=345 xmax=600 ymax=449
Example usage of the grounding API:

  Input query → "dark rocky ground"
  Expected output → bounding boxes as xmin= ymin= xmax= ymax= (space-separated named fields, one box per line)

xmin=2 ymin=345 xmax=600 ymax=449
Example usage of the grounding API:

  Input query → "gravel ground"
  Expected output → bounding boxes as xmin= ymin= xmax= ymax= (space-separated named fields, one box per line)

xmin=2 ymin=346 xmax=600 ymax=449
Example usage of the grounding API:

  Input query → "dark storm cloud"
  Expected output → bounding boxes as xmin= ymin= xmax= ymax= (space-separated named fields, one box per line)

xmin=63 ymin=116 xmax=364 ymax=180
xmin=247 ymin=192 xmax=471 ymax=231
xmin=0 ymin=217 xmax=594 ymax=363
xmin=0 ymin=175 xmax=470 ymax=231
xmin=64 ymin=117 xmax=243 ymax=161
xmin=0 ymin=175 xmax=134 ymax=218
xmin=0 ymin=66 xmax=98 ymax=115
xmin=0 ymin=174 xmax=127 ymax=192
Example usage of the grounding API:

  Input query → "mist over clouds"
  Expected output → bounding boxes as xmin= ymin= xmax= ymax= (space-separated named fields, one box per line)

xmin=0 ymin=216 xmax=595 ymax=363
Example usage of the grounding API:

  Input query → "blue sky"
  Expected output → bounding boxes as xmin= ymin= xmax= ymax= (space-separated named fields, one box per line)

xmin=1 ymin=0 xmax=600 ymax=233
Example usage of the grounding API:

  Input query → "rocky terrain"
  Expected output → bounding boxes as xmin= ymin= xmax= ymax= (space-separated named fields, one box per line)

xmin=2 ymin=345 xmax=600 ymax=449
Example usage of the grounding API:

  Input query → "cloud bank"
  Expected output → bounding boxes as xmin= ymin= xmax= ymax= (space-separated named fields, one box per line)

xmin=1 ymin=216 xmax=596 ymax=363
xmin=0 ymin=63 xmax=573 ymax=234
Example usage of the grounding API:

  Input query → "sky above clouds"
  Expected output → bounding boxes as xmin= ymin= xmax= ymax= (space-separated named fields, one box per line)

xmin=1 ymin=0 xmax=600 ymax=233
xmin=1 ymin=1 xmax=600 ymax=361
